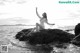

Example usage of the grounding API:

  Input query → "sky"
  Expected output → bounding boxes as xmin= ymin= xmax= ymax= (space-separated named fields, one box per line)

xmin=0 ymin=0 xmax=80 ymax=26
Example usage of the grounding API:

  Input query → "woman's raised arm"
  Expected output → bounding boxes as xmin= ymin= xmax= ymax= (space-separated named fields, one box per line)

xmin=36 ymin=7 xmax=42 ymax=19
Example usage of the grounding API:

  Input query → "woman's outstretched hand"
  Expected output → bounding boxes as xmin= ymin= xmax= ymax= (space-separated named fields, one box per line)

xmin=49 ymin=23 xmax=55 ymax=25
xmin=52 ymin=24 xmax=55 ymax=25
xmin=50 ymin=24 xmax=55 ymax=27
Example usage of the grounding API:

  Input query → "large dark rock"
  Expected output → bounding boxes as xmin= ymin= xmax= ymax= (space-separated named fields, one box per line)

xmin=74 ymin=23 xmax=80 ymax=36
xmin=28 ymin=29 xmax=74 ymax=45
xmin=14 ymin=29 xmax=77 ymax=52
xmin=74 ymin=23 xmax=80 ymax=41
xmin=72 ymin=23 xmax=80 ymax=47
xmin=15 ymin=29 xmax=75 ymax=47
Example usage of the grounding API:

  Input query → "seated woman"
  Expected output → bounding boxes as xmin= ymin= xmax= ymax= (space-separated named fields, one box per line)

xmin=36 ymin=7 xmax=55 ymax=31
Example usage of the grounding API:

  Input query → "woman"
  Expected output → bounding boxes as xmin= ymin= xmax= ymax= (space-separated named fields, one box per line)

xmin=36 ymin=7 xmax=55 ymax=31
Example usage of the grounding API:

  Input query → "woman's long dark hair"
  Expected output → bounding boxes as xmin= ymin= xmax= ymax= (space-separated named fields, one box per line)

xmin=42 ymin=12 xmax=47 ymax=19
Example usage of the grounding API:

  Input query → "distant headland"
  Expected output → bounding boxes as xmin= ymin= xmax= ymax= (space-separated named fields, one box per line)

xmin=0 ymin=24 xmax=35 ymax=26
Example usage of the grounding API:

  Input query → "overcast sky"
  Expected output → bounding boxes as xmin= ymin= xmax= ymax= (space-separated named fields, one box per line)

xmin=0 ymin=0 xmax=80 ymax=26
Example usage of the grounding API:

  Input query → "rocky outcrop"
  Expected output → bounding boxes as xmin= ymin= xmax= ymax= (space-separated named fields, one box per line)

xmin=15 ymin=29 xmax=74 ymax=46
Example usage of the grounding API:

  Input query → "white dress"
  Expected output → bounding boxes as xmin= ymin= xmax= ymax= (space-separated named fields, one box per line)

xmin=39 ymin=18 xmax=46 ymax=29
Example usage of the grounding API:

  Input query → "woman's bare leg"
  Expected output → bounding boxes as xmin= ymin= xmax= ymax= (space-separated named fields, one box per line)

xmin=36 ymin=23 xmax=40 ymax=32
xmin=36 ymin=23 xmax=44 ymax=32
